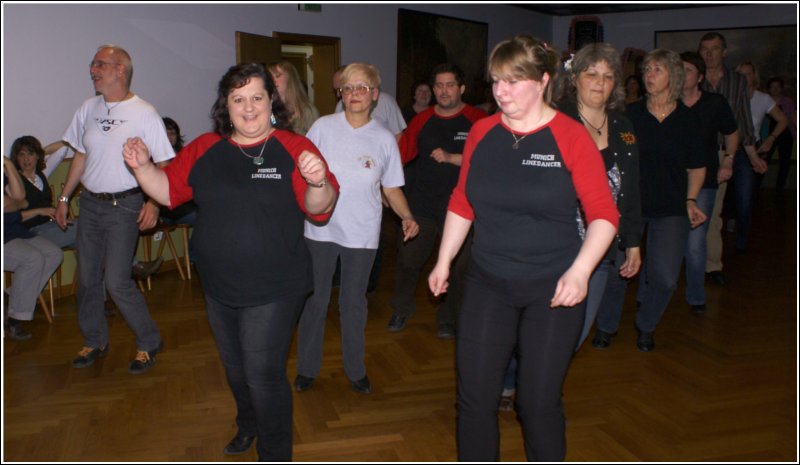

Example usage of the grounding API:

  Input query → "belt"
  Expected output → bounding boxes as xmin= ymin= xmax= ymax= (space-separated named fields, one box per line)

xmin=87 ymin=187 xmax=142 ymax=201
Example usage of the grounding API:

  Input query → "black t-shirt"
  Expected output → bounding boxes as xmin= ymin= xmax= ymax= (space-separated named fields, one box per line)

xmin=687 ymin=92 xmax=737 ymax=189
xmin=164 ymin=131 xmax=337 ymax=307
xmin=627 ymin=100 xmax=705 ymax=217
xmin=448 ymin=112 xmax=619 ymax=280
xmin=400 ymin=105 xmax=486 ymax=224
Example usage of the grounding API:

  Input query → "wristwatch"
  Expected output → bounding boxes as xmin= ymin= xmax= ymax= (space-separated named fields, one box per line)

xmin=306 ymin=177 xmax=327 ymax=188
xmin=57 ymin=195 xmax=69 ymax=203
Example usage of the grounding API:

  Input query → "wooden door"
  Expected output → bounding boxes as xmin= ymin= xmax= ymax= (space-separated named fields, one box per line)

xmin=236 ymin=31 xmax=282 ymax=66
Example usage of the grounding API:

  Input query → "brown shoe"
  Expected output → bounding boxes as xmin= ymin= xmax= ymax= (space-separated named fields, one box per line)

xmin=72 ymin=345 xmax=108 ymax=368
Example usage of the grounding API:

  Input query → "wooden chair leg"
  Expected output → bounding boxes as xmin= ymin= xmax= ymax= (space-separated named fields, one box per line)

xmin=37 ymin=293 xmax=53 ymax=324
xmin=143 ymin=235 xmax=153 ymax=291
xmin=180 ymin=226 xmax=192 ymax=280
xmin=162 ymin=233 xmax=185 ymax=280
xmin=47 ymin=276 xmax=55 ymax=317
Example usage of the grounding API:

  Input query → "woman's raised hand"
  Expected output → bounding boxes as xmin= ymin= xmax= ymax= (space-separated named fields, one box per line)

xmin=122 ymin=137 xmax=152 ymax=170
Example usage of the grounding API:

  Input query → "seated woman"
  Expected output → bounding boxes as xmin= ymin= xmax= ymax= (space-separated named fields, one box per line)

xmin=11 ymin=136 xmax=76 ymax=248
xmin=4 ymin=156 xmax=63 ymax=340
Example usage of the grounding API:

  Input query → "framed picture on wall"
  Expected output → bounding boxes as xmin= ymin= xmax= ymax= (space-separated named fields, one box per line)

xmin=396 ymin=9 xmax=488 ymax=108
xmin=654 ymin=25 xmax=797 ymax=97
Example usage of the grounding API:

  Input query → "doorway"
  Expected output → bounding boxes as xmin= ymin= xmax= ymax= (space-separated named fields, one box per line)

xmin=273 ymin=32 xmax=340 ymax=116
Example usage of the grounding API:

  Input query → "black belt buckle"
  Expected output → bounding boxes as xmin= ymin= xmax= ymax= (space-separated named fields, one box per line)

xmin=90 ymin=187 xmax=141 ymax=204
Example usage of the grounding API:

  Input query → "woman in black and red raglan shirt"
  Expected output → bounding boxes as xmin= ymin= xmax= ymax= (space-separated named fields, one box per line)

xmin=428 ymin=35 xmax=618 ymax=461
xmin=123 ymin=63 xmax=338 ymax=461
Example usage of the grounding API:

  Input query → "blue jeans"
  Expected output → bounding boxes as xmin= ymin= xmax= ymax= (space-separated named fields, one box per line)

xmin=685 ymin=188 xmax=716 ymax=305
xmin=76 ymin=192 xmax=161 ymax=351
xmin=733 ymin=147 xmax=756 ymax=251
xmin=30 ymin=219 xmax=78 ymax=249
xmin=297 ymin=239 xmax=375 ymax=381
xmin=576 ymin=250 xmax=619 ymax=349
xmin=205 ymin=293 xmax=305 ymax=462
xmin=636 ymin=216 xmax=690 ymax=333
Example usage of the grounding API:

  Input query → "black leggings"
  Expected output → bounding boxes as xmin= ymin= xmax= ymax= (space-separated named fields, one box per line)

xmin=456 ymin=261 xmax=584 ymax=462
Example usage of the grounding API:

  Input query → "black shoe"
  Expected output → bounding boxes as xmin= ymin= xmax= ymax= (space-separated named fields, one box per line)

xmin=129 ymin=340 xmax=163 ymax=374
xmin=294 ymin=374 xmax=315 ymax=392
xmin=72 ymin=345 xmax=109 ymax=368
xmin=437 ymin=322 xmax=456 ymax=339
xmin=223 ymin=432 xmax=256 ymax=455
xmin=5 ymin=324 xmax=32 ymax=341
xmin=591 ymin=329 xmax=616 ymax=349
xmin=387 ymin=314 xmax=406 ymax=332
xmin=706 ymin=271 xmax=726 ymax=286
xmin=691 ymin=303 xmax=706 ymax=314
xmin=635 ymin=325 xmax=654 ymax=352
xmin=351 ymin=376 xmax=371 ymax=394
xmin=132 ymin=256 xmax=164 ymax=280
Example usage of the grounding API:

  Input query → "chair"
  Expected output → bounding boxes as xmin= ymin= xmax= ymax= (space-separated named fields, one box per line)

xmin=138 ymin=221 xmax=186 ymax=291
xmin=4 ymin=271 xmax=54 ymax=324
xmin=174 ymin=223 xmax=193 ymax=280
xmin=50 ymin=184 xmax=80 ymax=305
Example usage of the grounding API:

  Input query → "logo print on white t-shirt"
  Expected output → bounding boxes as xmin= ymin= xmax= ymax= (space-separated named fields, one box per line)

xmin=95 ymin=118 xmax=126 ymax=133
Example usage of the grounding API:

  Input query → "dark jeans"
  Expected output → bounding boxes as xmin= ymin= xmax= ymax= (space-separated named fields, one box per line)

xmin=76 ymin=191 xmax=161 ymax=351
xmin=391 ymin=216 xmax=471 ymax=325
xmin=205 ymin=293 xmax=305 ymax=462
xmin=456 ymin=260 xmax=583 ymax=461
xmin=732 ymin=147 xmax=757 ymax=251
xmin=635 ymin=216 xmax=689 ymax=333
xmin=297 ymin=239 xmax=375 ymax=381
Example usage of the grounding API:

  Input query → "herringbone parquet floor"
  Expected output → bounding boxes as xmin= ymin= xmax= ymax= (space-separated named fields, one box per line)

xmin=3 ymin=189 xmax=796 ymax=462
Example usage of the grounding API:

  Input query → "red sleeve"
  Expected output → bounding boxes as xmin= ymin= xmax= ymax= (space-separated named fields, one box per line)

xmin=554 ymin=114 xmax=619 ymax=229
xmin=447 ymin=114 xmax=500 ymax=221
xmin=463 ymin=105 xmax=489 ymax=124
xmin=163 ymin=132 xmax=221 ymax=209
xmin=399 ymin=108 xmax=434 ymax=165
xmin=274 ymin=130 xmax=340 ymax=223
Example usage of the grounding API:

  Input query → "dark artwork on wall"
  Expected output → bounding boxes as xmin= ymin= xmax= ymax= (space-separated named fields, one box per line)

xmin=568 ymin=16 xmax=604 ymax=53
xmin=396 ymin=9 xmax=488 ymax=108
xmin=655 ymin=25 xmax=797 ymax=97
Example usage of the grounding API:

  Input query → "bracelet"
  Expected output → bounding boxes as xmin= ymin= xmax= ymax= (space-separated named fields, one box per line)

xmin=723 ymin=153 xmax=734 ymax=159
xmin=57 ymin=195 xmax=69 ymax=203
xmin=686 ymin=198 xmax=697 ymax=203
xmin=305 ymin=177 xmax=327 ymax=188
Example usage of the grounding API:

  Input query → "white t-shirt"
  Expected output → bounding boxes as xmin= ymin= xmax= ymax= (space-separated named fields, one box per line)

xmin=62 ymin=94 xmax=174 ymax=193
xmin=335 ymin=91 xmax=407 ymax=136
xmin=304 ymin=112 xmax=404 ymax=249
xmin=749 ymin=90 xmax=776 ymax=142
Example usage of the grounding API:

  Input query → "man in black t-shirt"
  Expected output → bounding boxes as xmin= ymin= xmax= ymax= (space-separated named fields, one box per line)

xmin=386 ymin=63 xmax=486 ymax=339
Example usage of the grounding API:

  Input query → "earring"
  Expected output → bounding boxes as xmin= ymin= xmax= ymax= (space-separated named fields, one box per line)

xmin=270 ymin=114 xmax=277 ymax=125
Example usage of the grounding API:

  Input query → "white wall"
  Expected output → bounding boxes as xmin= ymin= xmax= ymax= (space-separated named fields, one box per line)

xmin=4 ymin=3 xmax=795 ymax=156
xmin=552 ymin=4 xmax=796 ymax=55
xmin=2 ymin=3 xmax=550 ymax=152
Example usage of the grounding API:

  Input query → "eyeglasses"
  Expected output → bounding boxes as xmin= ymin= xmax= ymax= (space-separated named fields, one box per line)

xmin=339 ymin=84 xmax=373 ymax=96
xmin=89 ymin=60 xmax=120 ymax=69
xmin=433 ymin=82 xmax=459 ymax=90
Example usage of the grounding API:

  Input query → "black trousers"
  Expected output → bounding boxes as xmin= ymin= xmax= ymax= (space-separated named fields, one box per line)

xmin=456 ymin=260 xmax=584 ymax=462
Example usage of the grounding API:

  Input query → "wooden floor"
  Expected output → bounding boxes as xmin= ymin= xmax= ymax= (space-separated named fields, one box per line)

xmin=3 ymin=189 xmax=797 ymax=462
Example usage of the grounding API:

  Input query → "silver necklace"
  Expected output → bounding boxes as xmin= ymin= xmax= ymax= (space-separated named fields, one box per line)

xmin=511 ymin=132 xmax=530 ymax=149
xmin=103 ymin=99 xmax=123 ymax=115
xmin=579 ymin=111 xmax=607 ymax=135
xmin=235 ymin=139 xmax=267 ymax=166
